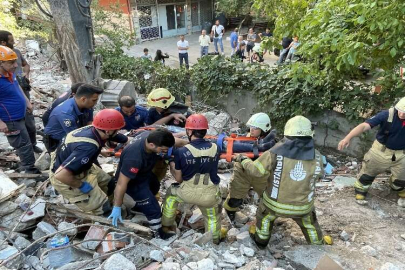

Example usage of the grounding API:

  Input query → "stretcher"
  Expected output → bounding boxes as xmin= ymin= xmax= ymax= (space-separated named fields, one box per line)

xmin=106 ymin=127 xmax=264 ymax=162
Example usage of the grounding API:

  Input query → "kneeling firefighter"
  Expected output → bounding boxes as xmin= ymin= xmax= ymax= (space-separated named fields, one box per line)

xmin=239 ymin=116 xmax=330 ymax=247
xmin=161 ymin=114 xmax=222 ymax=244
xmin=49 ymin=109 xmax=128 ymax=215
xmin=223 ymin=112 xmax=276 ymax=220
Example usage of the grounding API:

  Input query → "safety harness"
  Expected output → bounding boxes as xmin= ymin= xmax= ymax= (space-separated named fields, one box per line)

xmin=184 ymin=143 xmax=218 ymax=185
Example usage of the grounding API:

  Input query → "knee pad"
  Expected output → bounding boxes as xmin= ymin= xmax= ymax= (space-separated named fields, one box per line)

xmin=358 ymin=174 xmax=375 ymax=185
xmin=227 ymin=198 xmax=243 ymax=208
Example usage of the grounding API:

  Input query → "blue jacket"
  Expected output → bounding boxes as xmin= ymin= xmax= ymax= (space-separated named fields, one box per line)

xmin=115 ymin=105 xmax=148 ymax=130
xmin=44 ymin=98 xmax=93 ymax=140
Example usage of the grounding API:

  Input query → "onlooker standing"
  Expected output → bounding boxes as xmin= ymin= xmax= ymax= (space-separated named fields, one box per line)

xmin=177 ymin=35 xmax=189 ymax=69
xmin=141 ymin=48 xmax=152 ymax=60
xmin=0 ymin=45 xmax=40 ymax=174
xmin=246 ymin=28 xmax=257 ymax=60
xmin=0 ymin=30 xmax=41 ymax=153
xmin=285 ymin=36 xmax=300 ymax=63
xmin=211 ymin=20 xmax=225 ymax=55
xmin=237 ymin=35 xmax=244 ymax=50
xmin=258 ymin=28 xmax=273 ymax=55
xmin=154 ymin=50 xmax=169 ymax=65
xmin=277 ymin=37 xmax=293 ymax=64
xmin=230 ymin=28 xmax=238 ymax=56
xmin=199 ymin=30 xmax=211 ymax=57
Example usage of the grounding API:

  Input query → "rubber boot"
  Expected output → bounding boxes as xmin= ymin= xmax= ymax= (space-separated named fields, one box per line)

xmin=156 ymin=227 xmax=176 ymax=240
xmin=225 ymin=209 xmax=236 ymax=222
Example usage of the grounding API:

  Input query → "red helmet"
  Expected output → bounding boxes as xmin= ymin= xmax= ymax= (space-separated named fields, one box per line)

xmin=185 ymin=114 xmax=209 ymax=130
xmin=93 ymin=109 xmax=125 ymax=131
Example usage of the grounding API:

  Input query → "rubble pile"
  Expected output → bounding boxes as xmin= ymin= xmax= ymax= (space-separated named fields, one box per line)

xmin=0 ymin=42 xmax=404 ymax=270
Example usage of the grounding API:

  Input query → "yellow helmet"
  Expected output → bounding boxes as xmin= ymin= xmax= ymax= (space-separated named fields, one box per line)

xmin=147 ymin=88 xmax=175 ymax=109
xmin=246 ymin=113 xmax=271 ymax=132
xmin=0 ymin=46 xmax=18 ymax=62
xmin=395 ymin=97 xmax=405 ymax=113
xmin=284 ymin=115 xmax=313 ymax=137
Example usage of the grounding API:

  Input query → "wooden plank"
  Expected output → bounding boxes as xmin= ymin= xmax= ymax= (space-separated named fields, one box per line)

xmin=48 ymin=204 xmax=152 ymax=237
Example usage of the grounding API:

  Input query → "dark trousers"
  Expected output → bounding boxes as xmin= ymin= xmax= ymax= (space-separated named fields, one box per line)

xmin=5 ymin=119 xmax=36 ymax=170
xmin=127 ymin=180 xmax=162 ymax=231
xmin=23 ymin=90 xmax=37 ymax=146
xmin=179 ymin=53 xmax=189 ymax=69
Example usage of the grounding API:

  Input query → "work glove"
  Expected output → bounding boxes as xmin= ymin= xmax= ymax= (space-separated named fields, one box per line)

xmin=233 ymin=154 xmax=248 ymax=163
xmin=108 ymin=206 xmax=123 ymax=227
xmin=79 ymin=182 xmax=93 ymax=194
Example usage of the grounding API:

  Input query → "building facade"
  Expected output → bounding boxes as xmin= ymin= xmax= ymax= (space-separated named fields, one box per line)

xmin=131 ymin=0 xmax=214 ymax=43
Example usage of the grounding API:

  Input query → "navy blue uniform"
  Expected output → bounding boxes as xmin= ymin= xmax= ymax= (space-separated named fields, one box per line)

xmin=44 ymin=98 xmax=94 ymax=141
xmin=115 ymin=131 xmax=162 ymax=230
xmin=174 ymin=138 xmax=221 ymax=184
xmin=366 ymin=109 xmax=405 ymax=150
xmin=52 ymin=126 xmax=127 ymax=174
xmin=42 ymin=91 xmax=72 ymax=127
xmin=146 ymin=102 xmax=190 ymax=127
xmin=115 ymin=105 xmax=148 ymax=130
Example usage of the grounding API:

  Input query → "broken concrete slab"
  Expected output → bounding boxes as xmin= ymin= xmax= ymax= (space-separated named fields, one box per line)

xmin=0 ymin=208 xmax=36 ymax=232
xmin=0 ymin=171 xmax=25 ymax=203
xmin=150 ymin=249 xmax=165 ymax=262
xmin=14 ymin=236 xmax=31 ymax=250
xmin=284 ymin=246 xmax=344 ymax=270
xmin=98 ymin=253 xmax=136 ymax=270
xmin=58 ymin=222 xmax=78 ymax=236
xmin=35 ymin=152 xmax=51 ymax=171
xmin=20 ymin=198 xmax=46 ymax=222
xmin=0 ymin=201 xmax=18 ymax=216
xmin=332 ymin=176 xmax=356 ymax=190
xmin=32 ymin=221 xmax=57 ymax=240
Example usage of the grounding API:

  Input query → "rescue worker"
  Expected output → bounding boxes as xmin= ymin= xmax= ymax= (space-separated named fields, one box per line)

xmin=44 ymin=84 xmax=103 ymax=152
xmin=49 ymin=109 xmax=128 ymax=215
xmin=42 ymin=82 xmax=84 ymax=127
xmin=223 ymin=113 xmax=276 ymax=220
xmin=146 ymin=88 xmax=192 ymax=127
xmin=0 ymin=45 xmax=40 ymax=174
xmin=115 ymin=95 xmax=148 ymax=131
xmin=240 ymin=116 xmax=327 ymax=248
xmin=109 ymin=129 xmax=176 ymax=239
xmin=338 ymin=97 xmax=405 ymax=207
xmin=0 ymin=30 xmax=41 ymax=153
xmin=161 ymin=114 xmax=222 ymax=244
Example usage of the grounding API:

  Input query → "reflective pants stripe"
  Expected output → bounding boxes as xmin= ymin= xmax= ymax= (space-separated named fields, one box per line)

xmin=256 ymin=212 xmax=276 ymax=240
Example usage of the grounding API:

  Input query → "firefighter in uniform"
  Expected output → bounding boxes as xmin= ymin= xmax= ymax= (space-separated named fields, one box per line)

xmin=161 ymin=114 xmax=222 ymax=244
xmin=146 ymin=88 xmax=192 ymax=127
xmin=223 ymin=113 xmax=276 ymax=220
xmin=49 ymin=109 xmax=128 ymax=215
xmin=239 ymin=116 xmax=327 ymax=248
xmin=110 ymin=129 xmax=176 ymax=239
xmin=338 ymin=97 xmax=405 ymax=206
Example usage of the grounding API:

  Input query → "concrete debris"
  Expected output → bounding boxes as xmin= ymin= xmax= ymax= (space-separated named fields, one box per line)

xmin=20 ymin=198 xmax=46 ymax=222
xmin=223 ymin=250 xmax=245 ymax=267
xmin=150 ymin=249 xmax=165 ymax=262
xmin=380 ymin=262 xmax=402 ymax=270
xmin=161 ymin=262 xmax=181 ymax=270
xmin=207 ymin=112 xmax=230 ymax=135
xmin=339 ymin=230 xmax=350 ymax=242
xmin=98 ymin=253 xmax=137 ymax=270
xmin=82 ymin=225 xmax=109 ymax=250
xmin=226 ymin=228 xmax=240 ymax=242
xmin=240 ymin=244 xmax=255 ymax=257
xmin=58 ymin=221 xmax=78 ymax=236
xmin=197 ymin=258 xmax=215 ymax=270
xmin=236 ymin=231 xmax=251 ymax=245
xmin=14 ymin=236 xmax=31 ymax=250
xmin=360 ymin=245 xmax=378 ymax=257
xmin=0 ymin=201 xmax=18 ymax=216
xmin=188 ymin=208 xmax=203 ymax=224
xmin=32 ymin=221 xmax=57 ymax=240
xmin=35 ymin=152 xmax=51 ymax=171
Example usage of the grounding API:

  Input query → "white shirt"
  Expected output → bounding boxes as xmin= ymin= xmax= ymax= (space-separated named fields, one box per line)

xmin=211 ymin=24 xmax=224 ymax=38
xmin=177 ymin=40 xmax=189 ymax=54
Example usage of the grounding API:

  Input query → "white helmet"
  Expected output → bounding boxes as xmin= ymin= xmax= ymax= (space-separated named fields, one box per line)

xmin=284 ymin=115 xmax=313 ymax=137
xmin=395 ymin=97 xmax=405 ymax=113
xmin=246 ymin=113 xmax=271 ymax=132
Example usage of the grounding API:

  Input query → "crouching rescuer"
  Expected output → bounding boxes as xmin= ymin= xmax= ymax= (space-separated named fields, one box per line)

xmin=338 ymin=97 xmax=405 ymax=206
xmin=49 ymin=109 xmax=127 ymax=215
xmin=239 ymin=116 xmax=330 ymax=248
xmin=162 ymin=114 xmax=223 ymax=244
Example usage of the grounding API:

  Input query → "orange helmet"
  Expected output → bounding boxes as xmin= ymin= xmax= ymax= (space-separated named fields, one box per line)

xmin=93 ymin=109 xmax=125 ymax=130
xmin=0 ymin=46 xmax=18 ymax=62
xmin=185 ymin=114 xmax=209 ymax=130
